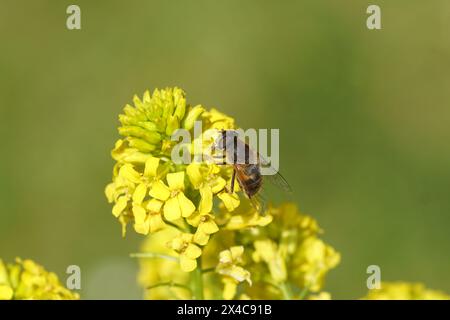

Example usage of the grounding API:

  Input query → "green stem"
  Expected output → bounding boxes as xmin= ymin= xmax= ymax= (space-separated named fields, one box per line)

xmin=147 ymin=281 xmax=191 ymax=292
xmin=297 ymin=287 xmax=309 ymax=300
xmin=129 ymin=252 xmax=178 ymax=262
xmin=279 ymin=282 xmax=294 ymax=300
xmin=201 ymin=267 xmax=215 ymax=274
xmin=192 ymin=260 xmax=204 ymax=300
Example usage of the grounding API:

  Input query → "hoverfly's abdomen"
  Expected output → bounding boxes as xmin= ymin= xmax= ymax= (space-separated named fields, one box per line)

xmin=239 ymin=164 xmax=262 ymax=198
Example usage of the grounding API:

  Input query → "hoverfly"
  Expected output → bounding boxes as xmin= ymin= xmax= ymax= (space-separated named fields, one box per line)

xmin=211 ymin=129 xmax=292 ymax=212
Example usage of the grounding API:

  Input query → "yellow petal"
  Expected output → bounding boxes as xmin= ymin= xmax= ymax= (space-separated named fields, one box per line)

xmin=230 ymin=246 xmax=244 ymax=259
xmin=184 ymin=244 xmax=202 ymax=259
xmin=199 ymin=220 xmax=219 ymax=234
xmin=149 ymin=180 xmax=170 ymax=201
xmin=118 ymin=163 xmax=141 ymax=184
xmin=227 ymin=266 xmax=251 ymax=283
xmin=149 ymin=214 xmax=166 ymax=233
xmin=146 ymin=198 xmax=163 ymax=213
xmin=194 ymin=230 xmax=210 ymax=246
xmin=219 ymin=250 xmax=232 ymax=264
xmin=218 ymin=192 xmax=240 ymax=212
xmin=134 ymin=221 xmax=150 ymax=235
xmin=211 ymin=177 xmax=227 ymax=194
xmin=105 ymin=183 xmax=116 ymax=203
xmin=0 ymin=285 xmax=13 ymax=300
xmin=181 ymin=233 xmax=194 ymax=243
xmin=144 ymin=157 xmax=160 ymax=177
xmin=180 ymin=256 xmax=197 ymax=272
xmin=132 ymin=204 xmax=147 ymax=224
xmin=112 ymin=196 xmax=128 ymax=217
xmin=199 ymin=186 xmax=213 ymax=214
xmin=186 ymin=163 xmax=202 ymax=188
xmin=222 ymin=278 xmax=237 ymax=300
xmin=186 ymin=211 xmax=201 ymax=227
xmin=167 ymin=171 xmax=185 ymax=190
xmin=132 ymin=183 xmax=147 ymax=204
xmin=0 ymin=260 xmax=9 ymax=283
xmin=177 ymin=193 xmax=196 ymax=218
xmin=168 ymin=235 xmax=185 ymax=251
xmin=254 ymin=240 xmax=286 ymax=283
xmin=163 ymin=197 xmax=181 ymax=221
xmin=183 ymin=105 xmax=205 ymax=130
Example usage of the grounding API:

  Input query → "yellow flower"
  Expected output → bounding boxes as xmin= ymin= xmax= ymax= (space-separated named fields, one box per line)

xmin=110 ymin=89 xmax=343 ymax=299
xmin=168 ymin=233 xmax=202 ymax=272
xmin=201 ymin=108 xmax=236 ymax=130
xmin=186 ymin=163 xmax=227 ymax=214
xmin=217 ymin=191 xmax=241 ymax=212
xmin=138 ymin=229 xmax=191 ymax=300
xmin=224 ymin=203 xmax=272 ymax=230
xmin=187 ymin=211 xmax=219 ymax=245
xmin=106 ymin=156 xmax=169 ymax=236
xmin=106 ymin=88 xmax=251 ymax=243
xmin=131 ymin=157 xmax=167 ymax=234
xmin=150 ymin=171 xmax=196 ymax=222
xmin=0 ymin=260 xmax=13 ymax=300
xmin=0 ymin=258 xmax=79 ymax=300
xmin=252 ymin=240 xmax=287 ymax=283
xmin=290 ymin=237 xmax=340 ymax=292
xmin=362 ymin=282 xmax=450 ymax=300
xmin=216 ymin=246 xmax=251 ymax=299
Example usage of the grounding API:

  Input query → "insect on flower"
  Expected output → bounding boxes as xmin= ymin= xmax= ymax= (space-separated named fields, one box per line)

xmin=211 ymin=129 xmax=292 ymax=212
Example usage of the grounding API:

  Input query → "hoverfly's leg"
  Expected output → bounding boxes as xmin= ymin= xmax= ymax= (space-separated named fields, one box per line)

xmin=230 ymin=169 xmax=236 ymax=193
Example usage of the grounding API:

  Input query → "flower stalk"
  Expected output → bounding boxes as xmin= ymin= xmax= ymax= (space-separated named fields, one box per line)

xmin=279 ymin=282 xmax=294 ymax=300
xmin=191 ymin=261 xmax=204 ymax=300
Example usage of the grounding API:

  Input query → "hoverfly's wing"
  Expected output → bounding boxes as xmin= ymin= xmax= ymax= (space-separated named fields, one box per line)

xmin=249 ymin=192 xmax=268 ymax=215
xmin=264 ymin=169 xmax=292 ymax=194
xmin=258 ymin=155 xmax=293 ymax=194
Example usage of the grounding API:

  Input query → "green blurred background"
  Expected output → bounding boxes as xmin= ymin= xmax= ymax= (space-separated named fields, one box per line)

xmin=1 ymin=0 xmax=449 ymax=299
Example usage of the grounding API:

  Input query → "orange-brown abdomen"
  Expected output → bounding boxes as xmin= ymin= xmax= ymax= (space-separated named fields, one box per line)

xmin=236 ymin=164 xmax=262 ymax=198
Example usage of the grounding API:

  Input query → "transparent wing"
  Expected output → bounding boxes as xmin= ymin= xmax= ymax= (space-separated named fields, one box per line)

xmin=264 ymin=171 xmax=292 ymax=194
xmin=249 ymin=192 xmax=267 ymax=214
xmin=259 ymin=155 xmax=293 ymax=194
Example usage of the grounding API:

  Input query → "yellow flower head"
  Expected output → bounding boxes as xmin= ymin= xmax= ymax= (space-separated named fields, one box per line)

xmin=167 ymin=233 xmax=203 ymax=272
xmin=137 ymin=229 xmax=191 ymax=300
xmin=107 ymin=88 xmax=353 ymax=300
xmin=362 ymin=282 xmax=450 ymax=300
xmin=0 ymin=258 xmax=79 ymax=300
xmin=106 ymin=88 xmax=245 ymax=271
xmin=187 ymin=211 xmax=220 ymax=246
xmin=252 ymin=239 xmax=287 ymax=283
xmin=216 ymin=246 xmax=252 ymax=300
xmin=186 ymin=163 xmax=228 ymax=214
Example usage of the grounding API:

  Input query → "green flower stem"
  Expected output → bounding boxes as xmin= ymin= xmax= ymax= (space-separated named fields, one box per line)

xmin=279 ymin=282 xmax=294 ymax=300
xmin=297 ymin=287 xmax=309 ymax=300
xmin=192 ymin=260 xmax=204 ymax=300
xmin=201 ymin=267 xmax=215 ymax=274
xmin=129 ymin=252 xmax=178 ymax=262
xmin=147 ymin=282 xmax=191 ymax=292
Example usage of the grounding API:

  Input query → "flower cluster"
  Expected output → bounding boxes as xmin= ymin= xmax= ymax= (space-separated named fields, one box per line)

xmin=105 ymin=87 xmax=250 ymax=272
xmin=137 ymin=202 xmax=340 ymax=300
xmin=105 ymin=88 xmax=340 ymax=298
xmin=362 ymin=282 xmax=450 ymax=300
xmin=0 ymin=258 xmax=79 ymax=300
